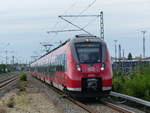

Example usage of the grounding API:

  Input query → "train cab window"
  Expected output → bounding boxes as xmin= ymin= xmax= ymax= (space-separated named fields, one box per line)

xmin=101 ymin=43 xmax=106 ymax=62
xmin=75 ymin=43 xmax=102 ymax=63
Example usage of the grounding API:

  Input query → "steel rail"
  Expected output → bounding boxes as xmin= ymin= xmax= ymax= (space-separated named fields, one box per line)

xmin=0 ymin=72 xmax=19 ymax=83
xmin=33 ymin=76 xmax=98 ymax=113
xmin=101 ymin=101 xmax=135 ymax=113
xmin=67 ymin=97 xmax=98 ymax=113
xmin=45 ymin=89 xmax=98 ymax=113
xmin=50 ymin=87 xmax=135 ymax=113
xmin=33 ymin=76 xmax=136 ymax=113
xmin=53 ymin=87 xmax=134 ymax=113
xmin=45 ymin=85 xmax=98 ymax=113
xmin=0 ymin=75 xmax=17 ymax=84
xmin=0 ymin=76 xmax=18 ymax=90
xmin=32 ymin=75 xmax=136 ymax=113
xmin=110 ymin=91 xmax=150 ymax=107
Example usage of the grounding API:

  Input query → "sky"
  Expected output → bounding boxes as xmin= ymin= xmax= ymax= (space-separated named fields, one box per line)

xmin=0 ymin=0 xmax=150 ymax=64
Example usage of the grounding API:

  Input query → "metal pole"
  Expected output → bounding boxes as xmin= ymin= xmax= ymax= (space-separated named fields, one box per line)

xmin=119 ymin=44 xmax=121 ymax=60
xmin=122 ymin=49 xmax=125 ymax=60
xmin=12 ymin=56 xmax=14 ymax=65
xmin=141 ymin=30 xmax=146 ymax=58
xmin=114 ymin=40 xmax=118 ymax=61
xmin=114 ymin=40 xmax=118 ymax=72
xmin=5 ymin=50 xmax=8 ymax=64
xmin=100 ymin=11 xmax=104 ymax=40
xmin=118 ymin=44 xmax=122 ymax=72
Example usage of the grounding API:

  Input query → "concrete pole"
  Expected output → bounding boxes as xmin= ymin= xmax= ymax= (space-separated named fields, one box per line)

xmin=141 ymin=30 xmax=146 ymax=58
xmin=119 ymin=44 xmax=121 ymax=60
xmin=5 ymin=50 xmax=8 ymax=64
xmin=114 ymin=40 xmax=118 ymax=61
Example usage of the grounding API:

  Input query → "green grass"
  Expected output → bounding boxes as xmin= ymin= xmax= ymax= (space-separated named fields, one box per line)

xmin=113 ymin=65 xmax=150 ymax=101
xmin=15 ymin=91 xmax=30 ymax=106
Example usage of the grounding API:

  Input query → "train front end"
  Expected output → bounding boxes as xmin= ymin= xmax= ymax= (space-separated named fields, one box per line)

xmin=67 ymin=35 xmax=112 ymax=98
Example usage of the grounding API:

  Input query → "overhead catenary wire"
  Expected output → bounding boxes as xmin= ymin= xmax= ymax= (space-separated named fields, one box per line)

xmin=59 ymin=15 xmax=99 ymax=17
xmin=48 ymin=14 xmax=99 ymax=34
xmin=49 ymin=0 xmax=79 ymax=33
xmin=81 ymin=16 xmax=98 ymax=29
xmin=47 ymin=29 xmax=81 ymax=33
xmin=49 ymin=0 xmax=97 ymax=33
xmin=79 ymin=0 xmax=97 ymax=15
xmin=46 ymin=0 xmax=80 ymax=44
xmin=48 ymin=16 xmax=98 ymax=34
xmin=63 ymin=0 xmax=79 ymax=15
xmin=58 ymin=16 xmax=94 ymax=36
xmin=48 ymin=0 xmax=97 ymax=36
xmin=59 ymin=0 xmax=97 ymax=33
xmin=45 ymin=0 xmax=98 ymax=52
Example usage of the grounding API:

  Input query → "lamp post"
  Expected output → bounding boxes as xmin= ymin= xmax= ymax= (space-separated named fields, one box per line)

xmin=141 ymin=30 xmax=146 ymax=58
xmin=114 ymin=40 xmax=118 ymax=62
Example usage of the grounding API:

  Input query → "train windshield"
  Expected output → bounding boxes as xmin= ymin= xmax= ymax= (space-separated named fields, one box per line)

xmin=75 ymin=43 xmax=102 ymax=63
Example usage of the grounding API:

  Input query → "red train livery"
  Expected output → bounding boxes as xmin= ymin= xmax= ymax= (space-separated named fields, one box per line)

xmin=30 ymin=35 xmax=113 ymax=98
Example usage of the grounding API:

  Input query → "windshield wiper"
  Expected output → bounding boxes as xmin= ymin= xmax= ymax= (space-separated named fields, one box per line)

xmin=80 ymin=60 xmax=99 ymax=63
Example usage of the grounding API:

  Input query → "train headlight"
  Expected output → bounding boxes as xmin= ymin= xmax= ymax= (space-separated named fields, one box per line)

xmin=76 ymin=64 xmax=82 ymax=72
xmin=100 ymin=63 xmax=105 ymax=71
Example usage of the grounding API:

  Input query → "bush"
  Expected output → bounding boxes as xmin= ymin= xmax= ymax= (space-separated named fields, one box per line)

xmin=19 ymin=72 xmax=27 ymax=81
xmin=113 ymin=65 xmax=150 ymax=101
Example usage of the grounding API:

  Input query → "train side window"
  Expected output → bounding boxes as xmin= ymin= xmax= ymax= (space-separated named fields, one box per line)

xmin=60 ymin=54 xmax=64 ymax=71
xmin=54 ymin=53 xmax=67 ymax=72
xmin=63 ymin=53 xmax=67 ymax=72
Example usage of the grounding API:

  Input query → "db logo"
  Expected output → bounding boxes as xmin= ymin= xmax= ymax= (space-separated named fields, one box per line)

xmin=88 ymin=67 xmax=95 ymax=72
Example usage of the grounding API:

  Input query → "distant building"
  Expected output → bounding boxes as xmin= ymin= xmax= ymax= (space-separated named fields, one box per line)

xmin=112 ymin=56 xmax=150 ymax=74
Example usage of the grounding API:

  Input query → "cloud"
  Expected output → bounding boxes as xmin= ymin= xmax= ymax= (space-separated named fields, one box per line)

xmin=0 ymin=0 xmax=150 ymax=62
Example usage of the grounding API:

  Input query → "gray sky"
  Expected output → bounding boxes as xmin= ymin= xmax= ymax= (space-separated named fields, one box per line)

xmin=0 ymin=0 xmax=150 ymax=63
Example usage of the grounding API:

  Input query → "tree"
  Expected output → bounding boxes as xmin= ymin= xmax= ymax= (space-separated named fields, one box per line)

xmin=128 ymin=53 xmax=132 ymax=60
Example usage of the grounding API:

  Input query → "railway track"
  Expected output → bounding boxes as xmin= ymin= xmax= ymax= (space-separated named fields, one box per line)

xmin=35 ymin=79 xmax=98 ymax=113
xmin=100 ymin=101 xmax=134 ymax=113
xmin=108 ymin=91 xmax=150 ymax=113
xmin=110 ymin=91 xmax=150 ymax=107
xmin=53 ymin=88 xmax=134 ymax=113
xmin=0 ymin=72 xmax=19 ymax=83
xmin=32 ymin=76 xmax=134 ymax=113
xmin=0 ymin=75 xmax=18 ymax=91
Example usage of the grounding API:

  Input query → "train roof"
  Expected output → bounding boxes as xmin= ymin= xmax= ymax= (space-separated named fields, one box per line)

xmin=30 ymin=34 xmax=104 ymax=64
xmin=71 ymin=34 xmax=104 ymax=43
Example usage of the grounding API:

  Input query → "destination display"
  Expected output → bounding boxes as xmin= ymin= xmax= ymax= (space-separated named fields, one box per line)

xmin=75 ymin=43 xmax=100 ymax=48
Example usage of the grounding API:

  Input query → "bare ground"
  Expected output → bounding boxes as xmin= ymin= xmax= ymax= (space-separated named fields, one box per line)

xmin=0 ymin=74 xmax=88 ymax=113
xmin=0 ymin=77 xmax=60 ymax=113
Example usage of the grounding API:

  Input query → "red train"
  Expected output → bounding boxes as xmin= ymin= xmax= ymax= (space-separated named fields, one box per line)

xmin=30 ymin=35 xmax=112 ymax=98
